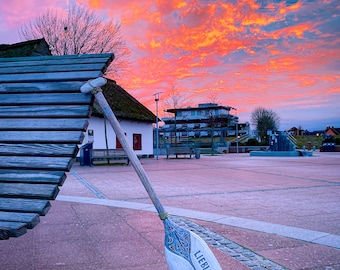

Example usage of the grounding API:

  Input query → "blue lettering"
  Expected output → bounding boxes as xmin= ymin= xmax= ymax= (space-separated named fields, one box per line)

xmin=202 ymin=262 xmax=210 ymax=269
xmin=198 ymin=257 xmax=206 ymax=264
xmin=194 ymin=250 xmax=210 ymax=269
xmin=194 ymin=250 xmax=203 ymax=259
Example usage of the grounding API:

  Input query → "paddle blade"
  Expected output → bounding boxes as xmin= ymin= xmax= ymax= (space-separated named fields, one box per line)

xmin=163 ymin=218 xmax=222 ymax=270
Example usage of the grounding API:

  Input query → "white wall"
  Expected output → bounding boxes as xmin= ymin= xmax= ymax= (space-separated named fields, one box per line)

xmin=79 ymin=117 xmax=154 ymax=156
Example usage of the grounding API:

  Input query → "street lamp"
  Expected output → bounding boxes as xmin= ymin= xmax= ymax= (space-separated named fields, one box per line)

xmin=231 ymin=107 xmax=239 ymax=154
xmin=236 ymin=118 xmax=239 ymax=154
xmin=154 ymin=92 xmax=162 ymax=160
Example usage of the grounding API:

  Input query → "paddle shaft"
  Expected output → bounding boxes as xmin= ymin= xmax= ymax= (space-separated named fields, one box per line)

xmin=90 ymin=86 xmax=222 ymax=270
xmin=93 ymin=89 xmax=166 ymax=216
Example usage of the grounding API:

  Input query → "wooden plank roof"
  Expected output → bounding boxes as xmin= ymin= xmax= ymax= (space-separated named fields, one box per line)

xmin=0 ymin=53 xmax=114 ymax=239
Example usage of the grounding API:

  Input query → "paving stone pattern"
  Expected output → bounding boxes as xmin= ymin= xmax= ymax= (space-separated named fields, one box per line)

xmin=172 ymin=215 xmax=288 ymax=270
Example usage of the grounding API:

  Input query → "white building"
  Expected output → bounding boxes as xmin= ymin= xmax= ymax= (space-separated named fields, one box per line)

xmin=161 ymin=103 xmax=242 ymax=139
xmin=80 ymin=79 xmax=156 ymax=157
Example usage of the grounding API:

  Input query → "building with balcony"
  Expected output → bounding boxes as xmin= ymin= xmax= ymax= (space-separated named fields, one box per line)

xmin=159 ymin=103 xmax=249 ymax=144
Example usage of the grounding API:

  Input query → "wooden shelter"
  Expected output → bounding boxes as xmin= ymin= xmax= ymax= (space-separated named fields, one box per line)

xmin=0 ymin=53 xmax=114 ymax=239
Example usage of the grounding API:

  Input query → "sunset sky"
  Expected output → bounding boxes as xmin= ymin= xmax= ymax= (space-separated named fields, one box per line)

xmin=1 ymin=0 xmax=339 ymax=131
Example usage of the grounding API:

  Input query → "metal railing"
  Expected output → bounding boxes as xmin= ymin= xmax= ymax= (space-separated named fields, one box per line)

xmin=284 ymin=131 xmax=297 ymax=150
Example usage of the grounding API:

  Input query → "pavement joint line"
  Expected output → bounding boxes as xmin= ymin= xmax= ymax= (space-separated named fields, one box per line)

xmin=70 ymin=169 xmax=108 ymax=199
xmin=229 ymin=167 xmax=340 ymax=186
xmin=124 ymin=184 xmax=338 ymax=201
xmin=56 ymin=195 xmax=340 ymax=250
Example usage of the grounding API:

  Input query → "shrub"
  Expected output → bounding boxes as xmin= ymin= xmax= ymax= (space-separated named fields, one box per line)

xmin=246 ymin=138 xmax=260 ymax=146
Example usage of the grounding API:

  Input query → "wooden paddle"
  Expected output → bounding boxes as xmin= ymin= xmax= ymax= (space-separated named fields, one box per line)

xmin=80 ymin=78 xmax=222 ymax=270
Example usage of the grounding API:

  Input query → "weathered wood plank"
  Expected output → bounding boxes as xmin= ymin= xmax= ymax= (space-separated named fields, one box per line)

xmin=0 ymin=70 xmax=103 ymax=83
xmin=0 ymin=105 xmax=91 ymax=118
xmin=166 ymin=146 xmax=194 ymax=159
xmin=0 ymin=212 xmax=40 ymax=229
xmin=0 ymin=53 xmax=114 ymax=240
xmin=0 ymin=144 xmax=78 ymax=157
xmin=0 ymin=198 xmax=51 ymax=215
xmin=0 ymin=118 xmax=88 ymax=131
xmin=0 ymin=58 xmax=110 ymax=69
xmin=0 ymin=183 xmax=59 ymax=200
xmin=0 ymin=156 xmax=73 ymax=171
xmin=0 ymin=63 xmax=106 ymax=75
xmin=0 ymin=221 xmax=27 ymax=237
xmin=0 ymin=81 xmax=85 ymax=93
xmin=0 ymin=131 xmax=84 ymax=143
xmin=93 ymin=149 xmax=128 ymax=157
xmin=0 ymin=170 xmax=66 ymax=185
xmin=0 ymin=53 xmax=114 ymax=64
xmin=0 ymin=93 xmax=91 ymax=105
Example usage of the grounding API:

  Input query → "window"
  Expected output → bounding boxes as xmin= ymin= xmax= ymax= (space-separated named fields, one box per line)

xmin=116 ymin=132 xmax=126 ymax=149
xmin=133 ymin=133 xmax=142 ymax=150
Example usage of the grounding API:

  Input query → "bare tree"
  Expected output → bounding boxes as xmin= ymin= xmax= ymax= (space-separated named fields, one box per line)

xmin=207 ymin=92 xmax=219 ymax=105
xmin=163 ymin=83 xmax=188 ymax=111
xmin=162 ymin=83 xmax=189 ymax=145
xmin=19 ymin=2 xmax=130 ymax=78
xmin=251 ymin=106 xmax=280 ymax=141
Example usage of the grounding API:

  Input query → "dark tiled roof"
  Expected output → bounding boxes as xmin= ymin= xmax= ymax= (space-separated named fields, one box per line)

xmin=0 ymin=38 xmax=52 ymax=58
xmin=92 ymin=79 xmax=156 ymax=123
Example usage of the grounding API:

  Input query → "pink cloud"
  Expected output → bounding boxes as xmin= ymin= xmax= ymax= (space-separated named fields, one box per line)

xmin=1 ymin=1 xmax=66 ymax=28
xmin=0 ymin=0 xmax=67 ymax=43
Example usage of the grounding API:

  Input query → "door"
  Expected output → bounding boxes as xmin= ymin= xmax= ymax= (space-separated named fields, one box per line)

xmin=133 ymin=133 xmax=142 ymax=150
xmin=116 ymin=132 xmax=126 ymax=149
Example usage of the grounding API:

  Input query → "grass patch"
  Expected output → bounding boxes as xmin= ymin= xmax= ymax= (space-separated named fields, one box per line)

xmin=294 ymin=135 xmax=323 ymax=149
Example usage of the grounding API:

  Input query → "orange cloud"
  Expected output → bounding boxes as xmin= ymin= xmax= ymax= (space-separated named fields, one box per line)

xmin=88 ymin=0 xmax=339 ymax=129
xmin=88 ymin=0 xmax=102 ymax=8
xmin=270 ymin=23 xmax=312 ymax=39
xmin=279 ymin=1 xmax=302 ymax=14
xmin=299 ymin=78 xmax=318 ymax=87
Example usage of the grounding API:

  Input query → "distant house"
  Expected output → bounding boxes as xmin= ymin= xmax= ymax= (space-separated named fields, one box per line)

xmin=287 ymin=127 xmax=304 ymax=136
xmin=1 ymin=39 xmax=156 ymax=156
xmin=0 ymin=38 xmax=51 ymax=57
xmin=325 ymin=127 xmax=340 ymax=136
xmin=83 ymin=79 xmax=156 ymax=156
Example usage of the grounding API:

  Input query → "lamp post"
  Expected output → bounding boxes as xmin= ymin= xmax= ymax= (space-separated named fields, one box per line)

xmin=231 ymin=107 xmax=239 ymax=154
xmin=154 ymin=92 xmax=162 ymax=160
xmin=236 ymin=118 xmax=239 ymax=154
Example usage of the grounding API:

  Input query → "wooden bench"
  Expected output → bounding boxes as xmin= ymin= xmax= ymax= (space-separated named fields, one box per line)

xmin=0 ymin=53 xmax=114 ymax=239
xmin=92 ymin=149 xmax=129 ymax=165
xmin=166 ymin=146 xmax=195 ymax=159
